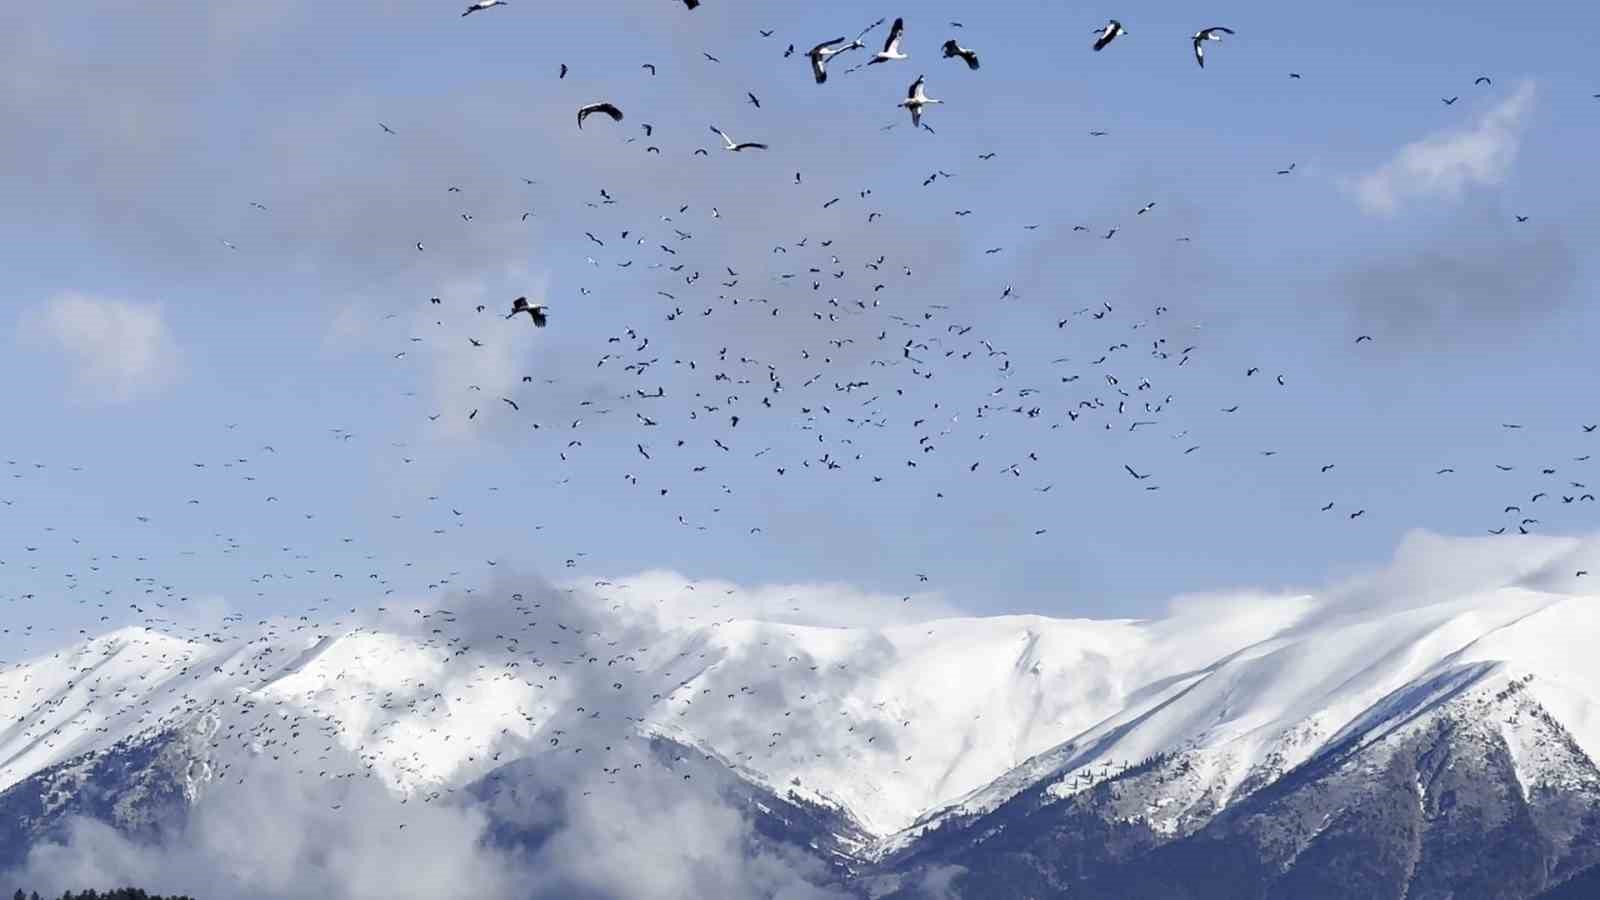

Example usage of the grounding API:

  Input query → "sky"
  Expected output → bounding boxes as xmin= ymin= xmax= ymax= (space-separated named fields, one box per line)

xmin=2 ymin=0 xmax=1599 ymax=664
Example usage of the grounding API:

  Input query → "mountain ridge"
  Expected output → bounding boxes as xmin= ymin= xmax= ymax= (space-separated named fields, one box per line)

xmin=5 ymin=534 xmax=1600 ymax=897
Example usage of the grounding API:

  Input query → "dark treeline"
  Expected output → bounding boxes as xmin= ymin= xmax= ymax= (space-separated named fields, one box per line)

xmin=12 ymin=883 xmax=196 ymax=890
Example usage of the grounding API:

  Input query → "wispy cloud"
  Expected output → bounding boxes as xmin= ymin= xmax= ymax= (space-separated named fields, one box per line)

xmin=1351 ymin=81 xmax=1535 ymax=216
xmin=19 ymin=293 xmax=181 ymax=402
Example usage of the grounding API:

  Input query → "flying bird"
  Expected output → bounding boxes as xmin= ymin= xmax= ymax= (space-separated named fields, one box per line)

xmin=1441 ymin=96 xmax=1458 ymax=105
xmin=807 ymin=36 xmax=862 ymax=83
xmin=710 ymin=125 xmax=767 ymax=151
xmin=899 ymin=75 xmax=942 ymax=128
xmin=507 ymin=297 xmax=548 ymax=327
xmin=1191 ymin=27 xmax=1234 ymax=68
xmin=941 ymin=39 xmax=979 ymax=69
xmin=1093 ymin=20 xmax=1126 ymax=51
xmin=869 ymin=17 xmax=908 ymax=65
xmin=461 ymin=0 xmax=506 ymax=16
xmin=577 ymin=102 xmax=624 ymax=129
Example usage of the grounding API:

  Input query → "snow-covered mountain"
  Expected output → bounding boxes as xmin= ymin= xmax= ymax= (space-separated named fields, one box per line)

xmin=5 ymin=533 xmax=1600 ymax=898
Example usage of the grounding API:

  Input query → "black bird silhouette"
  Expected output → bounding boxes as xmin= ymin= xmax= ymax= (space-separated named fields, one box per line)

xmin=577 ymin=102 xmax=624 ymax=129
xmin=507 ymin=297 xmax=548 ymax=327
xmin=941 ymin=39 xmax=980 ymax=69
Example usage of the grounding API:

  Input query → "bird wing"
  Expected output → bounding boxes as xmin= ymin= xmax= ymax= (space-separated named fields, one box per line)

xmin=1193 ymin=39 xmax=1205 ymax=66
xmin=942 ymin=39 xmax=958 ymax=57
xmin=578 ymin=102 xmax=622 ymax=125
xmin=853 ymin=17 xmax=886 ymax=42
xmin=907 ymin=75 xmax=923 ymax=99
xmin=810 ymin=37 xmax=846 ymax=56
xmin=882 ymin=17 xmax=904 ymax=52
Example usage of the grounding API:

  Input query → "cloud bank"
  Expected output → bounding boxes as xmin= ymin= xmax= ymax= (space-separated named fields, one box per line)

xmin=18 ymin=293 xmax=181 ymax=402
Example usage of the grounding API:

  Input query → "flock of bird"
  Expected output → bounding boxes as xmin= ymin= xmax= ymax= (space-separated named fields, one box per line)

xmin=2 ymin=2 xmax=1597 ymax=822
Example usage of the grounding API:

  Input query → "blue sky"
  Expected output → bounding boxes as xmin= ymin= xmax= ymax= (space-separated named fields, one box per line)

xmin=2 ymin=0 xmax=1598 ymax=660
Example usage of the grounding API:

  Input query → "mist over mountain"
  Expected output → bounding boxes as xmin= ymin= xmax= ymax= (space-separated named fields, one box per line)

xmin=4 ymin=533 xmax=1600 ymax=899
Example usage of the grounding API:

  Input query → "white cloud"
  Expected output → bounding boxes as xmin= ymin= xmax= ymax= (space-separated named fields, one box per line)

xmin=20 ymin=293 xmax=181 ymax=402
xmin=1352 ymin=81 xmax=1535 ymax=216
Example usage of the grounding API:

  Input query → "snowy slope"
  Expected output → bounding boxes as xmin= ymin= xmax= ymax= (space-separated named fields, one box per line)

xmin=888 ymin=567 xmax=1600 ymax=851
xmin=0 ymin=603 xmax=1314 ymax=838
xmin=4 ymin=534 xmax=1600 ymax=848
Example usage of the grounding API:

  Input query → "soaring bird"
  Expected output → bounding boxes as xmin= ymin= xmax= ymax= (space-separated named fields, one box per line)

xmin=710 ymin=125 xmax=767 ymax=151
xmin=1191 ymin=26 xmax=1234 ymax=67
xmin=807 ymin=36 xmax=863 ymax=83
xmin=1093 ymin=19 xmax=1126 ymax=51
xmin=681 ymin=0 xmax=699 ymax=8
xmin=507 ymin=297 xmax=548 ymax=327
xmin=941 ymin=39 xmax=979 ymax=69
xmin=577 ymin=102 xmax=623 ymax=129
xmin=899 ymin=75 xmax=941 ymax=128
xmin=461 ymin=0 xmax=506 ymax=16
xmin=869 ymin=17 xmax=908 ymax=65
